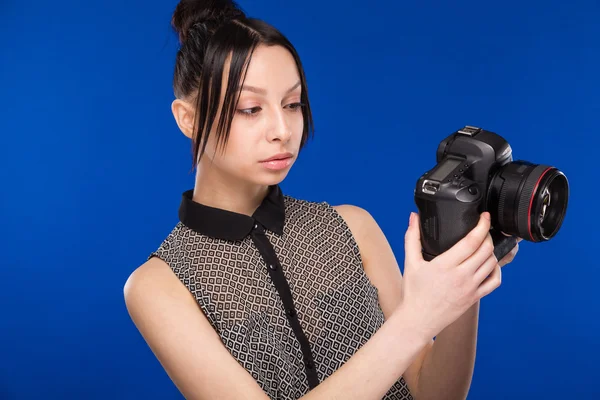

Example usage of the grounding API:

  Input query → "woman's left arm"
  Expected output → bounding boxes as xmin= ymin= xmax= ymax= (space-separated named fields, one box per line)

xmin=333 ymin=204 xmax=520 ymax=400
xmin=414 ymin=237 xmax=520 ymax=400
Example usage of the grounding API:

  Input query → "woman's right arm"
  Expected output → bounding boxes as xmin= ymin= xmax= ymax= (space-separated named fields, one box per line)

xmin=124 ymin=257 xmax=273 ymax=400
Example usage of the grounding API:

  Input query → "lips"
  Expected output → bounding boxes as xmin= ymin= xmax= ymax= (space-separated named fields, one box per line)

xmin=260 ymin=152 xmax=293 ymax=162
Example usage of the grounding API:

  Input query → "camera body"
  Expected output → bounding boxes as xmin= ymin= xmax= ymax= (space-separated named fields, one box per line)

xmin=414 ymin=126 xmax=569 ymax=261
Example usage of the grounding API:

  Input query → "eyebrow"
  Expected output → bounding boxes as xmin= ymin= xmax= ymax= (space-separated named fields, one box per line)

xmin=239 ymin=80 xmax=301 ymax=95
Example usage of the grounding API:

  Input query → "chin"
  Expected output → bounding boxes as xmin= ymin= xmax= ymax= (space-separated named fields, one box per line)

xmin=259 ymin=173 xmax=290 ymax=186
xmin=250 ymin=169 xmax=291 ymax=187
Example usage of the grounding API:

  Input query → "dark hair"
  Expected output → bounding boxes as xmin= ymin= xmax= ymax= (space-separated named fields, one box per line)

xmin=171 ymin=0 xmax=315 ymax=168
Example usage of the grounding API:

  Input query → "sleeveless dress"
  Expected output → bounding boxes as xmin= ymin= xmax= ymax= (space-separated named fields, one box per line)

xmin=149 ymin=184 xmax=413 ymax=400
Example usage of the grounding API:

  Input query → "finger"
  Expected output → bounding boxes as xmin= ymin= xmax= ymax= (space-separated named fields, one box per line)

xmin=462 ymin=233 xmax=495 ymax=274
xmin=473 ymin=253 xmax=499 ymax=285
xmin=441 ymin=212 xmax=491 ymax=266
xmin=476 ymin=263 xmax=501 ymax=299
xmin=405 ymin=212 xmax=424 ymax=265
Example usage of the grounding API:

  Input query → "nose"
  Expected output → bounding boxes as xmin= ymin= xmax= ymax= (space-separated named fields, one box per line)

xmin=267 ymin=107 xmax=292 ymax=143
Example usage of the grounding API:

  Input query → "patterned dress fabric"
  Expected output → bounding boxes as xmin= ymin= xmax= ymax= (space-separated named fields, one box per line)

xmin=149 ymin=185 xmax=413 ymax=399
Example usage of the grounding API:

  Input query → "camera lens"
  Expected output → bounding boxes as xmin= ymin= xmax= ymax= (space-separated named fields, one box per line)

xmin=488 ymin=161 xmax=569 ymax=242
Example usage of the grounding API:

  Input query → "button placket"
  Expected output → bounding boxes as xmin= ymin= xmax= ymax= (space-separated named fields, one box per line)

xmin=249 ymin=222 xmax=320 ymax=389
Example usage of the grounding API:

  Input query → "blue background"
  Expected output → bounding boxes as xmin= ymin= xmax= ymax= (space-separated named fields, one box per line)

xmin=1 ymin=0 xmax=598 ymax=399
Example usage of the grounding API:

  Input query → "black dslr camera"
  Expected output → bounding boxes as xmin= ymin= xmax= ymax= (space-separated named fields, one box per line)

xmin=414 ymin=126 xmax=569 ymax=262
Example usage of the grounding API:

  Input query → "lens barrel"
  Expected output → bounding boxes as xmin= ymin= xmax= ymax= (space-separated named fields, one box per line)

xmin=488 ymin=161 xmax=569 ymax=242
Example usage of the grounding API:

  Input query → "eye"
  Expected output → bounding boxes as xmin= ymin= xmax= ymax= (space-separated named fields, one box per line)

xmin=236 ymin=106 xmax=262 ymax=117
xmin=285 ymin=102 xmax=305 ymax=111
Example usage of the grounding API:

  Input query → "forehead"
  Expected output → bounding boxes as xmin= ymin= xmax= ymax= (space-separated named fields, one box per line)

xmin=241 ymin=45 xmax=300 ymax=89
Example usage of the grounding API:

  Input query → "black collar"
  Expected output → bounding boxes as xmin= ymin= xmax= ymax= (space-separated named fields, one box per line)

xmin=178 ymin=185 xmax=285 ymax=241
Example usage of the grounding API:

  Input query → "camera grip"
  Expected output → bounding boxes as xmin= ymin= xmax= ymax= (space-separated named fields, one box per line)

xmin=416 ymin=195 xmax=481 ymax=261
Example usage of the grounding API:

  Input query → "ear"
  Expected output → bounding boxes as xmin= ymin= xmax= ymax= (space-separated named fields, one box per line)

xmin=171 ymin=98 xmax=196 ymax=139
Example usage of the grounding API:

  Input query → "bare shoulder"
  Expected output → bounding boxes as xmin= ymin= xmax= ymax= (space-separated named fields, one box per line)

xmin=123 ymin=257 xmax=196 ymax=322
xmin=123 ymin=257 xmax=269 ymax=399
xmin=124 ymin=257 xmax=185 ymax=305
xmin=331 ymin=204 xmax=391 ymax=263
xmin=331 ymin=204 xmax=376 ymax=242
xmin=331 ymin=204 xmax=402 ymax=314
xmin=124 ymin=257 xmax=168 ymax=292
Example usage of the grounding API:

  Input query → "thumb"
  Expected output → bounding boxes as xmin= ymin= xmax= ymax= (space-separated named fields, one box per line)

xmin=405 ymin=212 xmax=424 ymax=265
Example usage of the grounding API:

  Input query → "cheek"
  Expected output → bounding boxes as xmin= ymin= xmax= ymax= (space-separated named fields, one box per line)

xmin=291 ymin=113 xmax=305 ymax=139
xmin=221 ymin=120 xmax=260 ymax=159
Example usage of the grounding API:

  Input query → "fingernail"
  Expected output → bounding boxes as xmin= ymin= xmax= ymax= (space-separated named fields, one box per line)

xmin=409 ymin=212 xmax=414 ymax=226
xmin=483 ymin=212 xmax=491 ymax=221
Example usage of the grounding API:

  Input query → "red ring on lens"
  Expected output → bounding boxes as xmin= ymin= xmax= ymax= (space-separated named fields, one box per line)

xmin=527 ymin=166 xmax=553 ymax=241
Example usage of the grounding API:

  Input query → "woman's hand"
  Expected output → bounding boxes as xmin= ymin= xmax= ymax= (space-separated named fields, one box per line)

xmin=399 ymin=211 xmax=503 ymax=340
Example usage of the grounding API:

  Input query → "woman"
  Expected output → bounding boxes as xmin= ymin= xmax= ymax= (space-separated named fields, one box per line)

xmin=123 ymin=1 xmax=519 ymax=399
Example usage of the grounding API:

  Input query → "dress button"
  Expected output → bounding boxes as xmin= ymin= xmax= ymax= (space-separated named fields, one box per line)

xmin=269 ymin=264 xmax=278 ymax=271
xmin=305 ymin=360 xmax=314 ymax=369
xmin=287 ymin=308 xmax=296 ymax=318
xmin=254 ymin=223 xmax=258 ymax=229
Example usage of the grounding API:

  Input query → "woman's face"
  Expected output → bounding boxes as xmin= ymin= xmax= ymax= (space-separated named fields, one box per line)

xmin=197 ymin=44 xmax=305 ymax=187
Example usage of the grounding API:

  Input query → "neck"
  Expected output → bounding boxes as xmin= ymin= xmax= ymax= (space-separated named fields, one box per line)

xmin=192 ymin=162 xmax=270 ymax=217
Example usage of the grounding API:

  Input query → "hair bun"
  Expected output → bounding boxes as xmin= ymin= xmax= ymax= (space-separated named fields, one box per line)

xmin=172 ymin=0 xmax=246 ymax=44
